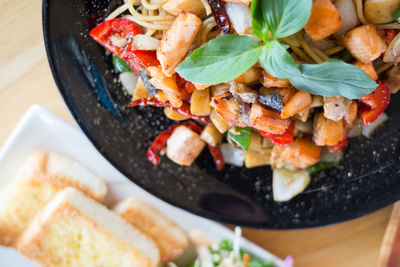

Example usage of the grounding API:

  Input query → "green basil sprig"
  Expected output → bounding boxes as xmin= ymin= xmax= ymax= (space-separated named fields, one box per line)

xmin=176 ymin=0 xmax=377 ymax=99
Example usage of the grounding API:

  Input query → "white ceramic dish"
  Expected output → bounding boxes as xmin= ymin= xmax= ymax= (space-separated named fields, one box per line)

xmin=0 ymin=105 xmax=285 ymax=266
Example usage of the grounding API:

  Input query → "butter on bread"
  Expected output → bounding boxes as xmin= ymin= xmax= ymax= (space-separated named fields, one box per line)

xmin=17 ymin=187 xmax=160 ymax=267
xmin=114 ymin=197 xmax=189 ymax=263
xmin=0 ymin=150 xmax=107 ymax=246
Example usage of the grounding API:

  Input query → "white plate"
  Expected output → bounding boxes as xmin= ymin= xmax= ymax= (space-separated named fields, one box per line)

xmin=0 ymin=105 xmax=285 ymax=266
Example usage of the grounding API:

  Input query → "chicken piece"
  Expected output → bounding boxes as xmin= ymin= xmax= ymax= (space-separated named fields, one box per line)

xmin=162 ymin=0 xmax=205 ymax=16
xmin=280 ymin=91 xmax=312 ymax=119
xmin=354 ymin=61 xmax=378 ymax=80
xmin=166 ymin=126 xmax=206 ymax=166
xmin=323 ymin=96 xmax=351 ymax=121
xmin=157 ymin=12 xmax=202 ymax=76
xmin=211 ymin=93 xmax=247 ymax=127
xmin=200 ymin=124 xmax=222 ymax=146
xmin=313 ymin=112 xmax=346 ymax=146
xmin=249 ymin=103 xmax=291 ymax=135
xmin=262 ymin=71 xmax=290 ymax=88
xmin=305 ymin=0 xmax=343 ymax=41
xmin=343 ymin=25 xmax=387 ymax=64
xmin=344 ymin=100 xmax=358 ymax=126
xmin=280 ymin=136 xmax=322 ymax=169
xmin=277 ymin=87 xmax=297 ymax=104
xmin=223 ymin=0 xmax=251 ymax=6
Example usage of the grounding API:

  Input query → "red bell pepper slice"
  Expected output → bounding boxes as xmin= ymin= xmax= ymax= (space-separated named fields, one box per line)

xmin=258 ymin=121 xmax=294 ymax=146
xmin=327 ymin=138 xmax=348 ymax=153
xmin=90 ymin=18 xmax=159 ymax=74
xmin=358 ymin=82 xmax=390 ymax=126
xmin=208 ymin=144 xmax=225 ymax=171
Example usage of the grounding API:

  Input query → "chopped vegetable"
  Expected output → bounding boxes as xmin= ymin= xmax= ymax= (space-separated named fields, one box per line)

xmin=250 ymin=103 xmax=291 ymax=135
xmin=384 ymin=65 xmax=400 ymax=94
xmin=327 ymin=138 xmax=348 ymax=153
xmin=129 ymin=97 xmax=210 ymax=123
xmin=362 ymin=112 xmax=389 ymax=137
xmin=258 ymin=121 xmax=295 ymax=147
xmin=343 ymin=25 xmax=387 ymax=64
xmin=280 ymin=91 xmax=312 ymax=119
xmin=280 ymin=136 xmax=322 ymax=168
xmin=157 ymin=12 xmax=202 ymax=76
xmin=220 ymin=143 xmax=245 ymax=166
xmin=190 ymin=88 xmax=212 ymax=116
xmin=306 ymin=161 xmax=337 ymax=174
xmin=392 ymin=6 xmax=400 ymax=21
xmin=273 ymin=168 xmax=310 ymax=202
xmin=305 ymin=0 xmax=343 ymax=41
xmin=210 ymin=109 xmax=230 ymax=133
xmin=258 ymin=93 xmax=284 ymax=112
xmin=229 ymin=82 xmax=258 ymax=103
xmin=228 ymin=127 xmax=252 ymax=150
xmin=208 ymin=0 xmax=231 ymax=34
xmin=383 ymin=32 xmax=400 ymax=63
xmin=226 ymin=2 xmax=252 ymax=35
xmin=244 ymin=150 xmax=271 ymax=168
xmin=211 ymin=93 xmax=246 ymax=126
xmin=166 ymin=125 xmax=206 ymax=166
xmin=344 ymin=100 xmax=358 ymax=126
xmin=119 ymin=72 xmax=138 ymax=95
xmin=112 ymin=54 xmax=132 ymax=73
xmin=358 ymin=82 xmax=391 ymax=126
xmin=333 ymin=0 xmax=359 ymax=37
xmin=248 ymin=131 xmax=263 ymax=152
xmin=313 ymin=113 xmax=346 ymax=146
xmin=364 ymin=0 xmax=400 ymax=24
xmin=162 ymin=0 xmax=205 ymax=16
xmin=200 ymin=124 xmax=223 ymax=146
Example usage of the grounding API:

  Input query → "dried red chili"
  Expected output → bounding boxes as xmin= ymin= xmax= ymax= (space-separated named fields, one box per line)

xmin=208 ymin=0 xmax=231 ymax=34
xmin=208 ymin=144 xmax=225 ymax=171
xmin=129 ymin=97 xmax=211 ymax=123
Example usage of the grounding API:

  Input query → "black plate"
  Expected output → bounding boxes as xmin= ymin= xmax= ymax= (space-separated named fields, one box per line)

xmin=43 ymin=0 xmax=400 ymax=229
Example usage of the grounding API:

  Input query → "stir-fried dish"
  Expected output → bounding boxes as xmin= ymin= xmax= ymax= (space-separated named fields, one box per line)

xmin=90 ymin=0 xmax=400 ymax=201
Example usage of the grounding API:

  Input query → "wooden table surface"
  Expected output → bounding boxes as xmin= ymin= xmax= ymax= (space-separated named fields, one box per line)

xmin=0 ymin=0 xmax=393 ymax=266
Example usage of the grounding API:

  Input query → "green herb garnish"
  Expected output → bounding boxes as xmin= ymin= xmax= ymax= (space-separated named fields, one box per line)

xmin=176 ymin=0 xmax=377 ymax=99
xmin=392 ymin=7 xmax=400 ymax=22
xmin=112 ymin=54 xmax=132 ymax=73
xmin=306 ymin=161 xmax=338 ymax=174
xmin=228 ymin=127 xmax=252 ymax=151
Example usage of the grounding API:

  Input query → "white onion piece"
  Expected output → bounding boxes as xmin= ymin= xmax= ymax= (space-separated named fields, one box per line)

xmin=347 ymin=117 xmax=363 ymax=138
xmin=334 ymin=0 xmax=359 ymax=37
xmin=384 ymin=33 xmax=400 ymax=63
xmin=319 ymin=148 xmax=344 ymax=162
xmin=273 ymin=168 xmax=310 ymax=202
xmin=304 ymin=33 xmax=336 ymax=50
xmin=119 ymin=72 xmax=138 ymax=95
xmin=133 ymin=34 xmax=160 ymax=50
xmin=226 ymin=3 xmax=252 ymax=35
xmin=362 ymin=113 xmax=389 ymax=137
xmin=220 ymin=143 xmax=245 ymax=167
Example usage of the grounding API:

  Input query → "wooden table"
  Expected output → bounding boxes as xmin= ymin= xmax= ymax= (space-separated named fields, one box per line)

xmin=0 ymin=0 xmax=393 ymax=266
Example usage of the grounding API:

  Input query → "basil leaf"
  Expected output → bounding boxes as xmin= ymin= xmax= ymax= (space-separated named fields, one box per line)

xmin=256 ymin=0 xmax=312 ymax=39
xmin=176 ymin=35 xmax=263 ymax=84
xmin=112 ymin=54 xmax=132 ymax=73
xmin=250 ymin=0 xmax=268 ymax=40
xmin=289 ymin=60 xmax=378 ymax=99
xmin=228 ymin=127 xmax=252 ymax=151
xmin=392 ymin=7 xmax=400 ymax=21
xmin=259 ymin=40 xmax=300 ymax=78
xmin=306 ymin=161 xmax=338 ymax=174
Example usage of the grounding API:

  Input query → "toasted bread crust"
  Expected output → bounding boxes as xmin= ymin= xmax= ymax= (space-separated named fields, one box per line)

xmin=115 ymin=198 xmax=189 ymax=263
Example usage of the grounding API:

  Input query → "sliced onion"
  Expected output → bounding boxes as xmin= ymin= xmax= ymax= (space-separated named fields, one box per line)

xmin=362 ymin=113 xmax=389 ymax=138
xmin=273 ymin=168 xmax=310 ymax=202
xmin=119 ymin=72 xmax=138 ymax=95
xmin=334 ymin=0 xmax=359 ymax=37
xmin=384 ymin=33 xmax=400 ymax=63
xmin=133 ymin=34 xmax=160 ymax=50
xmin=347 ymin=117 xmax=363 ymax=138
xmin=226 ymin=3 xmax=252 ymax=35
xmin=319 ymin=148 xmax=344 ymax=162
xmin=220 ymin=143 xmax=245 ymax=167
